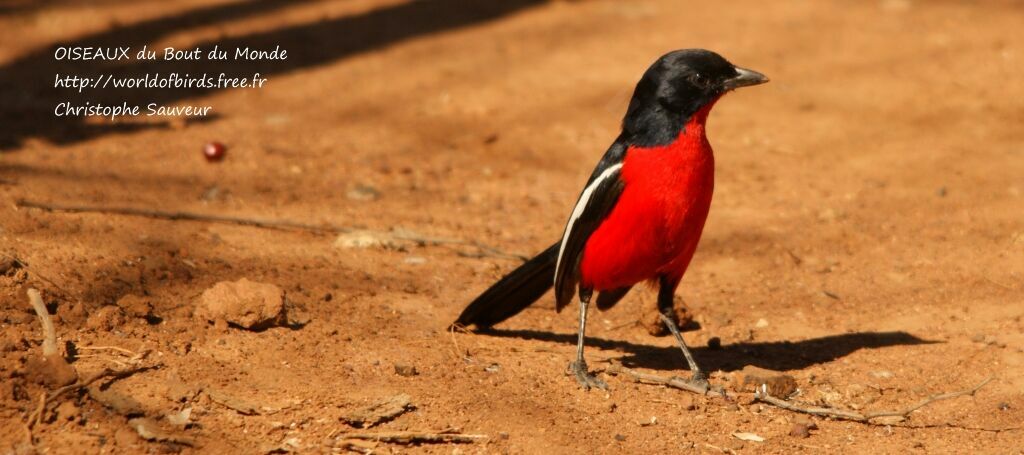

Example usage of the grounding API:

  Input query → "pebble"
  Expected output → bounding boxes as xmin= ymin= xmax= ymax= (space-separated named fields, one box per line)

xmin=346 ymin=184 xmax=381 ymax=201
xmin=117 ymin=294 xmax=153 ymax=318
xmin=195 ymin=278 xmax=286 ymax=330
xmin=394 ymin=364 xmax=418 ymax=377
xmin=732 ymin=365 xmax=798 ymax=397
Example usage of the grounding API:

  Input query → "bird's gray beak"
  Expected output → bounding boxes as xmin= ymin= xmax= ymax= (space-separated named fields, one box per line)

xmin=724 ymin=66 xmax=769 ymax=90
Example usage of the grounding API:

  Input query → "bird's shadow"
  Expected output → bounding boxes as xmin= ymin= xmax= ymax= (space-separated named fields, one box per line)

xmin=480 ymin=329 xmax=935 ymax=373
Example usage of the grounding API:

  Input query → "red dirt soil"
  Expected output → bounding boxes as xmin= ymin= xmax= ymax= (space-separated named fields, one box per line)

xmin=1 ymin=0 xmax=1023 ymax=453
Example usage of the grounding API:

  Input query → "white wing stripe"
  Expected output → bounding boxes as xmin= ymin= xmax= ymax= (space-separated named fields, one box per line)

xmin=554 ymin=163 xmax=623 ymax=285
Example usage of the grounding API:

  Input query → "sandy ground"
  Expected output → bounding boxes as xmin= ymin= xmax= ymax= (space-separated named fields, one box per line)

xmin=1 ymin=0 xmax=1023 ymax=453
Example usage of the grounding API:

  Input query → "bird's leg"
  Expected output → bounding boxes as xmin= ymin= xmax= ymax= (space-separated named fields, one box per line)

xmin=569 ymin=289 xmax=606 ymax=390
xmin=658 ymin=277 xmax=707 ymax=387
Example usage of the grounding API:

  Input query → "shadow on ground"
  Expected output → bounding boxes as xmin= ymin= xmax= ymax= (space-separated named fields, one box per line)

xmin=480 ymin=329 xmax=934 ymax=372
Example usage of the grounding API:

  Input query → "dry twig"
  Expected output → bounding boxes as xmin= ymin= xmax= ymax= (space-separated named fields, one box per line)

xmin=26 ymin=289 xmax=58 ymax=357
xmin=338 ymin=431 xmax=488 ymax=444
xmin=606 ymin=363 xmax=727 ymax=397
xmin=607 ymin=364 xmax=994 ymax=426
xmin=17 ymin=199 xmax=526 ymax=261
xmin=754 ymin=378 xmax=993 ymax=423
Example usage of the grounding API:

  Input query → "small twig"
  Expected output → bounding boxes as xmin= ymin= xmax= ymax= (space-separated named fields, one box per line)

xmin=897 ymin=422 xmax=1020 ymax=433
xmin=33 ymin=393 xmax=46 ymax=428
xmin=606 ymin=364 xmax=726 ymax=397
xmin=17 ymin=199 xmax=526 ymax=261
xmin=77 ymin=346 xmax=137 ymax=356
xmin=754 ymin=377 xmax=992 ymax=423
xmin=338 ymin=431 xmax=488 ymax=444
xmin=26 ymin=365 xmax=157 ymax=428
xmin=608 ymin=365 xmax=994 ymax=427
xmin=26 ymin=289 xmax=58 ymax=357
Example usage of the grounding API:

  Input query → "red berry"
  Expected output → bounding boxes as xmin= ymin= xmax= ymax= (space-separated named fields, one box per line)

xmin=203 ymin=142 xmax=227 ymax=162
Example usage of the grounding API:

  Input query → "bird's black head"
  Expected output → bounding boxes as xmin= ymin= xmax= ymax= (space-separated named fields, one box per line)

xmin=622 ymin=49 xmax=768 ymax=147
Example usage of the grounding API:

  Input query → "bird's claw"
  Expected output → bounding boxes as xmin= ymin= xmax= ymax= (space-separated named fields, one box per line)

xmin=688 ymin=372 xmax=709 ymax=391
xmin=569 ymin=360 xmax=607 ymax=390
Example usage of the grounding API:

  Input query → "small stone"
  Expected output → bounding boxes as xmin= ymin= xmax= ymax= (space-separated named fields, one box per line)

xmin=498 ymin=432 xmax=509 ymax=440
xmin=346 ymin=184 xmax=381 ymax=201
xmin=607 ymin=402 xmax=617 ymax=413
xmin=614 ymin=434 xmax=626 ymax=442
xmin=484 ymin=363 xmax=500 ymax=373
xmin=117 ymin=294 xmax=153 ymax=318
xmin=394 ymin=364 xmax=418 ymax=377
xmin=195 ymin=278 xmax=286 ymax=330
xmin=870 ymin=370 xmax=894 ymax=379
xmin=789 ymin=423 xmax=813 ymax=438
xmin=732 ymin=365 xmax=798 ymax=397
xmin=754 ymin=318 xmax=769 ymax=328
xmin=166 ymin=407 xmax=192 ymax=427
xmin=202 ymin=142 xmax=227 ymax=162
xmin=998 ymin=402 xmax=1010 ymax=411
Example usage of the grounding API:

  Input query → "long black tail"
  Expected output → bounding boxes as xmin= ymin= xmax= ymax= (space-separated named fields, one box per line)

xmin=453 ymin=242 xmax=559 ymax=330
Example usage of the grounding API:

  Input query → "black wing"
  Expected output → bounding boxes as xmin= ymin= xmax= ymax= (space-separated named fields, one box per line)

xmin=553 ymin=137 xmax=629 ymax=311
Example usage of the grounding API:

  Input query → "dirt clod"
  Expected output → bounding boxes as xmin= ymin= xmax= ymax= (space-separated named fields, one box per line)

xmin=118 ymin=294 xmax=154 ymax=318
xmin=24 ymin=355 xmax=78 ymax=388
xmin=732 ymin=366 xmax=798 ymax=398
xmin=394 ymin=364 xmax=418 ymax=377
xmin=789 ymin=423 xmax=813 ymax=438
xmin=87 ymin=305 xmax=126 ymax=331
xmin=196 ymin=278 xmax=286 ymax=330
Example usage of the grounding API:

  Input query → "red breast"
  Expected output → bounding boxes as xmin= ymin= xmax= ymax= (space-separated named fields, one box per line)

xmin=579 ymin=101 xmax=717 ymax=291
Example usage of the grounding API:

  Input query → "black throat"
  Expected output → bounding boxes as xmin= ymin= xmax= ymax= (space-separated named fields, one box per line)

xmin=620 ymin=79 xmax=714 ymax=148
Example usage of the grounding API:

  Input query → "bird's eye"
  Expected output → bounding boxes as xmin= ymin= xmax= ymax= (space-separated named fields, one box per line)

xmin=689 ymin=72 xmax=707 ymax=87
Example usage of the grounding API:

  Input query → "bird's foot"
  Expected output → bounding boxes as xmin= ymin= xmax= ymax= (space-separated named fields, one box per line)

xmin=569 ymin=360 xmax=607 ymax=390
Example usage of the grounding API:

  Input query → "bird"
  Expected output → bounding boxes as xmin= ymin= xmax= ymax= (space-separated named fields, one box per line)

xmin=453 ymin=49 xmax=768 ymax=389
